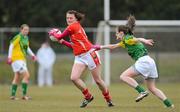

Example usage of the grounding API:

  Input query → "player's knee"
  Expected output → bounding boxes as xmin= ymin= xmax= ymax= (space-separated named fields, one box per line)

xmin=23 ymin=78 xmax=29 ymax=83
xmin=23 ymin=75 xmax=29 ymax=81
xmin=70 ymin=76 xmax=78 ymax=82
xmin=12 ymin=78 xmax=18 ymax=84
xmin=26 ymin=75 xmax=30 ymax=79
xmin=120 ymin=74 xmax=125 ymax=81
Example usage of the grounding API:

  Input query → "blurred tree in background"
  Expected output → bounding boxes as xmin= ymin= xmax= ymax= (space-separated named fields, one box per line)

xmin=0 ymin=0 xmax=103 ymax=27
xmin=111 ymin=0 xmax=180 ymax=20
xmin=0 ymin=0 xmax=180 ymax=27
xmin=1 ymin=0 xmax=180 ymax=53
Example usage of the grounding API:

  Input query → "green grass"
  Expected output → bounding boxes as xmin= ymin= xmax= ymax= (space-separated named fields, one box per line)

xmin=0 ymin=83 xmax=179 ymax=112
xmin=0 ymin=52 xmax=180 ymax=84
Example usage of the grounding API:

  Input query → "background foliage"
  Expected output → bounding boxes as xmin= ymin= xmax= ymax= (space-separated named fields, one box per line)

xmin=0 ymin=0 xmax=180 ymax=27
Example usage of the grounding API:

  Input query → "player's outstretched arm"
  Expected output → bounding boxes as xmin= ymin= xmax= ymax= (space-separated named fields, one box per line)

xmin=92 ymin=43 xmax=120 ymax=51
xmin=101 ymin=44 xmax=120 ymax=49
xmin=135 ymin=38 xmax=154 ymax=46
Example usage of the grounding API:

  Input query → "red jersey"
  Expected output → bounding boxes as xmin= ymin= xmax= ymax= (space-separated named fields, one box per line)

xmin=66 ymin=22 xmax=92 ymax=55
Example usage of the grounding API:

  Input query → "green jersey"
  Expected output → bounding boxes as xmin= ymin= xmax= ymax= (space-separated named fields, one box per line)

xmin=10 ymin=33 xmax=29 ymax=62
xmin=118 ymin=34 xmax=148 ymax=61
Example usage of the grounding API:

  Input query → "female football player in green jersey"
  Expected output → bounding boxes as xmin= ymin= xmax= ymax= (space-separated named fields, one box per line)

xmin=7 ymin=24 xmax=37 ymax=100
xmin=93 ymin=15 xmax=174 ymax=108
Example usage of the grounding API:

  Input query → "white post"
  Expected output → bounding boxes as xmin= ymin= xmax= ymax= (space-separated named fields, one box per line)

xmin=104 ymin=0 xmax=110 ymax=20
xmin=104 ymin=0 xmax=110 ymax=85
xmin=104 ymin=26 xmax=110 ymax=86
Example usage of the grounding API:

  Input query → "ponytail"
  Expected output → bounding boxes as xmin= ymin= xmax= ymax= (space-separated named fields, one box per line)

xmin=126 ymin=15 xmax=136 ymax=35
xmin=117 ymin=15 xmax=136 ymax=35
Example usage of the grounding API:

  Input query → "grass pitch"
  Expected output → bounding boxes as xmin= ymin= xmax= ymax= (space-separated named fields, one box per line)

xmin=0 ymin=83 xmax=179 ymax=112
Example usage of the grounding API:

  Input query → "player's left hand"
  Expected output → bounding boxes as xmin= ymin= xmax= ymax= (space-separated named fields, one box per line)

xmin=48 ymin=28 xmax=60 ymax=39
xmin=6 ymin=58 xmax=12 ymax=65
xmin=48 ymin=29 xmax=57 ymax=36
xmin=145 ymin=39 xmax=154 ymax=46
xmin=32 ymin=55 xmax=37 ymax=61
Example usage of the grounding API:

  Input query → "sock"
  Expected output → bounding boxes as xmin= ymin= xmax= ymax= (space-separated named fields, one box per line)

xmin=163 ymin=99 xmax=173 ymax=107
xmin=22 ymin=82 xmax=28 ymax=96
xmin=102 ymin=90 xmax=111 ymax=102
xmin=135 ymin=85 xmax=146 ymax=93
xmin=11 ymin=84 xmax=18 ymax=96
xmin=82 ymin=89 xmax=92 ymax=100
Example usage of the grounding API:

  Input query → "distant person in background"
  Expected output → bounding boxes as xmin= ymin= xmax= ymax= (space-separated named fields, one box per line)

xmin=93 ymin=15 xmax=174 ymax=108
xmin=7 ymin=24 xmax=36 ymax=100
xmin=36 ymin=42 xmax=56 ymax=87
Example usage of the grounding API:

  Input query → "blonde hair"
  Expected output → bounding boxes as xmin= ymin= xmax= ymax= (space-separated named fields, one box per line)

xmin=20 ymin=24 xmax=29 ymax=30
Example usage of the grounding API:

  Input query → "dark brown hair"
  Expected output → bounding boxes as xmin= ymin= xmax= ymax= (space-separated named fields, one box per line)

xmin=117 ymin=15 xmax=136 ymax=35
xmin=67 ymin=10 xmax=85 ymax=22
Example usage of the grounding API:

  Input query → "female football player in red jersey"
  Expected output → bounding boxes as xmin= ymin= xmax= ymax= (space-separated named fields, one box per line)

xmin=49 ymin=10 xmax=114 ymax=108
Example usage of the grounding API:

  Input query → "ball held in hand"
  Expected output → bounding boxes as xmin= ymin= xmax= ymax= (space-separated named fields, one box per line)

xmin=48 ymin=28 xmax=61 ymax=42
